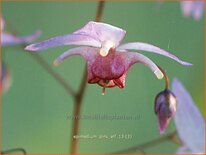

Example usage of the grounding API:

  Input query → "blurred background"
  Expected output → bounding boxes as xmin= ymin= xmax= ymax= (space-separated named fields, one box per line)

xmin=2 ymin=1 xmax=204 ymax=154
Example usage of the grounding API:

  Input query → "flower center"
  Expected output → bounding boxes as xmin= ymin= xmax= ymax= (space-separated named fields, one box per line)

xmin=99 ymin=41 xmax=115 ymax=57
xmin=91 ymin=48 xmax=125 ymax=80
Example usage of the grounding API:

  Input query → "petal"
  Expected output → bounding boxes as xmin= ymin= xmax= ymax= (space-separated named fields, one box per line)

xmin=157 ymin=114 xmax=171 ymax=135
xmin=180 ymin=1 xmax=194 ymax=17
xmin=53 ymin=47 xmax=100 ymax=84
xmin=73 ymin=21 xmax=126 ymax=48
xmin=113 ymin=72 xmax=127 ymax=88
xmin=25 ymin=34 xmax=101 ymax=51
xmin=172 ymin=78 xmax=205 ymax=153
xmin=91 ymin=48 xmax=125 ymax=80
xmin=176 ymin=146 xmax=192 ymax=154
xmin=192 ymin=1 xmax=204 ymax=20
xmin=122 ymin=52 xmax=163 ymax=79
xmin=2 ymin=31 xmax=41 ymax=46
xmin=117 ymin=42 xmax=192 ymax=66
xmin=53 ymin=47 xmax=99 ymax=66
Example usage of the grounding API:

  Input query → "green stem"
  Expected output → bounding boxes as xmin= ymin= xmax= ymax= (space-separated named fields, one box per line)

xmin=69 ymin=67 xmax=87 ymax=154
xmin=114 ymin=131 xmax=177 ymax=154
xmin=30 ymin=53 xmax=76 ymax=98
xmin=1 ymin=148 xmax=27 ymax=154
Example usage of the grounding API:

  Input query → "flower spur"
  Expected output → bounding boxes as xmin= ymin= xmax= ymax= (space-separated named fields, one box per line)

xmin=25 ymin=21 xmax=192 ymax=93
xmin=1 ymin=18 xmax=41 ymax=46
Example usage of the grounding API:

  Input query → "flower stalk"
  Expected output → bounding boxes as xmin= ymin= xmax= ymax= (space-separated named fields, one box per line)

xmin=114 ymin=131 xmax=177 ymax=154
xmin=69 ymin=1 xmax=105 ymax=154
xmin=30 ymin=53 xmax=76 ymax=98
xmin=158 ymin=65 xmax=169 ymax=89
xmin=1 ymin=148 xmax=27 ymax=154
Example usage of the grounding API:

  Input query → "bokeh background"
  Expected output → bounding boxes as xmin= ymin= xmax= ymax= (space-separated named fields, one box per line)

xmin=2 ymin=1 xmax=205 ymax=154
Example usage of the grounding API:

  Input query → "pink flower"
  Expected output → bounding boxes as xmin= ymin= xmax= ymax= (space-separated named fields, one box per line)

xmin=180 ymin=1 xmax=204 ymax=20
xmin=172 ymin=78 xmax=205 ymax=154
xmin=1 ymin=18 xmax=41 ymax=46
xmin=25 ymin=21 xmax=192 ymax=90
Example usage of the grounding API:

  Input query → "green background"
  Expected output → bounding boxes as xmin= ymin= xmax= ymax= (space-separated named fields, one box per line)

xmin=2 ymin=1 xmax=205 ymax=154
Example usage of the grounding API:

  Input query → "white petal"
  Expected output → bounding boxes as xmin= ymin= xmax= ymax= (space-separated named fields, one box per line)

xmin=25 ymin=34 xmax=101 ymax=51
xmin=117 ymin=42 xmax=192 ymax=66
xmin=2 ymin=31 xmax=41 ymax=46
xmin=124 ymin=52 xmax=163 ymax=79
xmin=74 ymin=21 xmax=126 ymax=48
xmin=172 ymin=78 xmax=205 ymax=153
xmin=53 ymin=47 xmax=99 ymax=66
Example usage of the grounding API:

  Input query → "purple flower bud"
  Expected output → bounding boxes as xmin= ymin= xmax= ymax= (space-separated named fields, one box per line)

xmin=155 ymin=89 xmax=177 ymax=134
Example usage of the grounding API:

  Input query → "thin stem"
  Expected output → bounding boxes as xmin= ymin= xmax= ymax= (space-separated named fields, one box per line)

xmin=69 ymin=67 xmax=87 ymax=154
xmin=3 ymin=22 xmax=75 ymax=97
xmin=9 ymin=30 xmax=76 ymax=98
xmin=0 ymin=18 xmax=2 ymax=154
xmin=69 ymin=99 xmax=82 ymax=154
xmin=30 ymin=53 xmax=76 ymax=98
xmin=114 ymin=131 xmax=177 ymax=154
xmin=1 ymin=148 xmax=27 ymax=154
xmin=158 ymin=65 xmax=169 ymax=89
xmin=69 ymin=1 xmax=105 ymax=154
xmin=95 ymin=1 xmax=105 ymax=22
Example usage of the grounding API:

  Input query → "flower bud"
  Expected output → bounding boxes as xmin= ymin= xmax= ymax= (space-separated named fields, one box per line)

xmin=155 ymin=89 xmax=177 ymax=134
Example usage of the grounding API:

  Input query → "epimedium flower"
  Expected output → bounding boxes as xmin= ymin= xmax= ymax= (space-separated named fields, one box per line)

xmin=1 ymin=18 xmax=40 ymax=93
xmin=1 ymin=18 xmax=41 ymax=46
xmin=154 ymin=89 xmax=177 ymax=134
xmin=172 ymin=78 xmax=205 ymax=154
xmin=180 ymin=1 xmax=204 ymax=20
xmin=25 ymin=21 xmax=192 ymax=92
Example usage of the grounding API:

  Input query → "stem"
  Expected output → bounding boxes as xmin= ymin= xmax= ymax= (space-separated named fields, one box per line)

xmin=69 ymin=67 xmax=87 ymax=154
xmin=1 ymin=148 xmax=27 ymax=154
xmin=4 ymin=27 xmax=76 ymax=98
xmin=69 ymin=1 xmax=105 ymax=154
xmin=114 ymin=131 xmax=177 ymax=154
xmin=0 ymin=20 xmax=2 ymax=153
xmin=9 ymin=32 xmax=76 ymax=97
xmin=30 ymin=53 xmax=76 ymax=98
xmin=95 ymin=1 xmax=105 ymax=22
xmin=69 ymin=99 xmax=82 ymax=154
xmin=158 ymin=66 xmax=169 ymax=89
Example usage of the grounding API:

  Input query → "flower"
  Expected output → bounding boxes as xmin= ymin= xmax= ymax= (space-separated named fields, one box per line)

xmin=154 ymin=89 xmax=177 ymax=134
xmin=1 ymin=18 xmax=41 ymax=46
xmin=172 ymin=78 xmax=205 ymax=154
xmin=1 ymin=18 xmax=40 ymax=93
xmin=25 ymin=21 xmax=192 ymax=90
xmin=180 ymin=1 xmax=204 ymax=20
